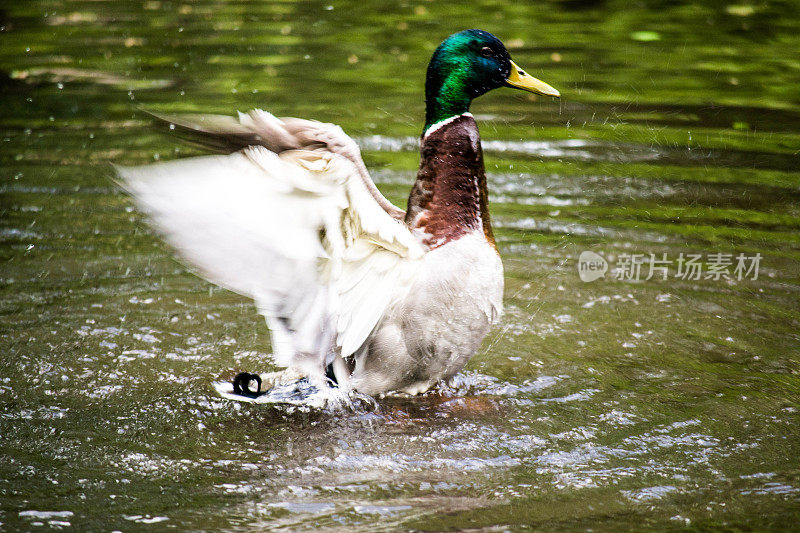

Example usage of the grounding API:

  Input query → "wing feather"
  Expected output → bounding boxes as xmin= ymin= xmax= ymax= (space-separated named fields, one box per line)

xmin=118 ymin=110 xmax=424 ymax=377
xmin=144 ymin=108 xmax=405 ymax=220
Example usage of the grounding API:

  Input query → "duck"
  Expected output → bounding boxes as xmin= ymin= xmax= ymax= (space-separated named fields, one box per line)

xmin=118 ymin=29 xmax=559 ymax=399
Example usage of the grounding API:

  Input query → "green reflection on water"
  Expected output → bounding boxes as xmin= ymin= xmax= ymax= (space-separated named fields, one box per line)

xmin=1 ymin=0 xmax=799 ymax=530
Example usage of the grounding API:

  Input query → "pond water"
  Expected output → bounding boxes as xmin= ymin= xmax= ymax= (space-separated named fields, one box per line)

xmin=1 ymin=0 xmax=799 ymax=530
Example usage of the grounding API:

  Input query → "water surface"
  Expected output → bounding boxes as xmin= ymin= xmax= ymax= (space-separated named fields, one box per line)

xmin=1 ymin=0 xmax=799 ymax=530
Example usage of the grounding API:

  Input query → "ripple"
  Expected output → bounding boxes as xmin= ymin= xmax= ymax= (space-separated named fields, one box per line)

xmin=353 ymin=504 xmax=413 ymax=516
xmin=123 ymin=515 xmax=170 ymax=524
xmin=740 ymin=483 xmax=800 ymax=496
xmin=356 ymin=135 xmax=662 ymax=162
xmin=623 ymin=485 xmax=679 ymax=502
xmin=268 ymin=502 xmax=336 ymax=514
xmin=18 ymin=511 xmax=74 ymax=520
xmin=497 ymin=216 xmax=617 ymax=237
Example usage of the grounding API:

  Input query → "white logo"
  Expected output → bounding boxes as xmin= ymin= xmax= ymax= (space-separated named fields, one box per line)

xmin=578 ymin=251 xmax=608 ymax=282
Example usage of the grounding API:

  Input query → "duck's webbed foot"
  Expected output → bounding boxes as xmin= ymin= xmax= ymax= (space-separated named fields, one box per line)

xmin=231 ymin=367 xmax=307 ymax=398
xmin=232 ymin=372 xmax=262 ymax=398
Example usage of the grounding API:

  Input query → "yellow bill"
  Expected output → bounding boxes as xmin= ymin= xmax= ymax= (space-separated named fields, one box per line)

xmin=505 ymin=60 xmax=560 ymax=97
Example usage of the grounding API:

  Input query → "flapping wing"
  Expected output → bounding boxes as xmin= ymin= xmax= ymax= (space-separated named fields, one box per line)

xmin=117 ymin=110 xmax=423 ymax=378
xmin=144 ymin=108 xmax=406 ymax=220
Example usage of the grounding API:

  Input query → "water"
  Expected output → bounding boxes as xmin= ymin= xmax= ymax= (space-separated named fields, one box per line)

xmin=1 ymin=0 xmax=799 ymax=530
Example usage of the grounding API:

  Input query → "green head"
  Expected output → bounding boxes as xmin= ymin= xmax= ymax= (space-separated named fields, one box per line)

xmin=424 ymin=29 xmax=559 ymax=132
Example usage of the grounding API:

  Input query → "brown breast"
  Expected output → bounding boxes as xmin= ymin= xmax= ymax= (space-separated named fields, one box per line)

xmin=405 ymin=114 xmax=496 ymax=250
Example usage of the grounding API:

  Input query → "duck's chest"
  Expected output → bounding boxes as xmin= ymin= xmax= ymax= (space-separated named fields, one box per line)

xmin=359 ymin=231 xmax=503 ymax=395
xmin=404 ymin=230 xmax=504 ymax=337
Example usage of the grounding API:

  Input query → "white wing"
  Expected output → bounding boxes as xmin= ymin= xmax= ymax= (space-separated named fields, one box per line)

xmin=118 ymin=111 xmax=423 ymax=380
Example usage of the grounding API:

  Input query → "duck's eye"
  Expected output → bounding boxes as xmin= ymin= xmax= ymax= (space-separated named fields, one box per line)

xmin=480 ymin=46 xmax=493 ymax=58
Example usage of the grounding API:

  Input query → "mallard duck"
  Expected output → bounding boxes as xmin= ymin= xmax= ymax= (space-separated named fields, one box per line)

xmin=118 ymin=29 xmax=559 ymax=398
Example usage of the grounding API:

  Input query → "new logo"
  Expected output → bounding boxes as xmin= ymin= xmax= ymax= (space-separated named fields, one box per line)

xmin=578 ymin=251 xmax=608 ymax=282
